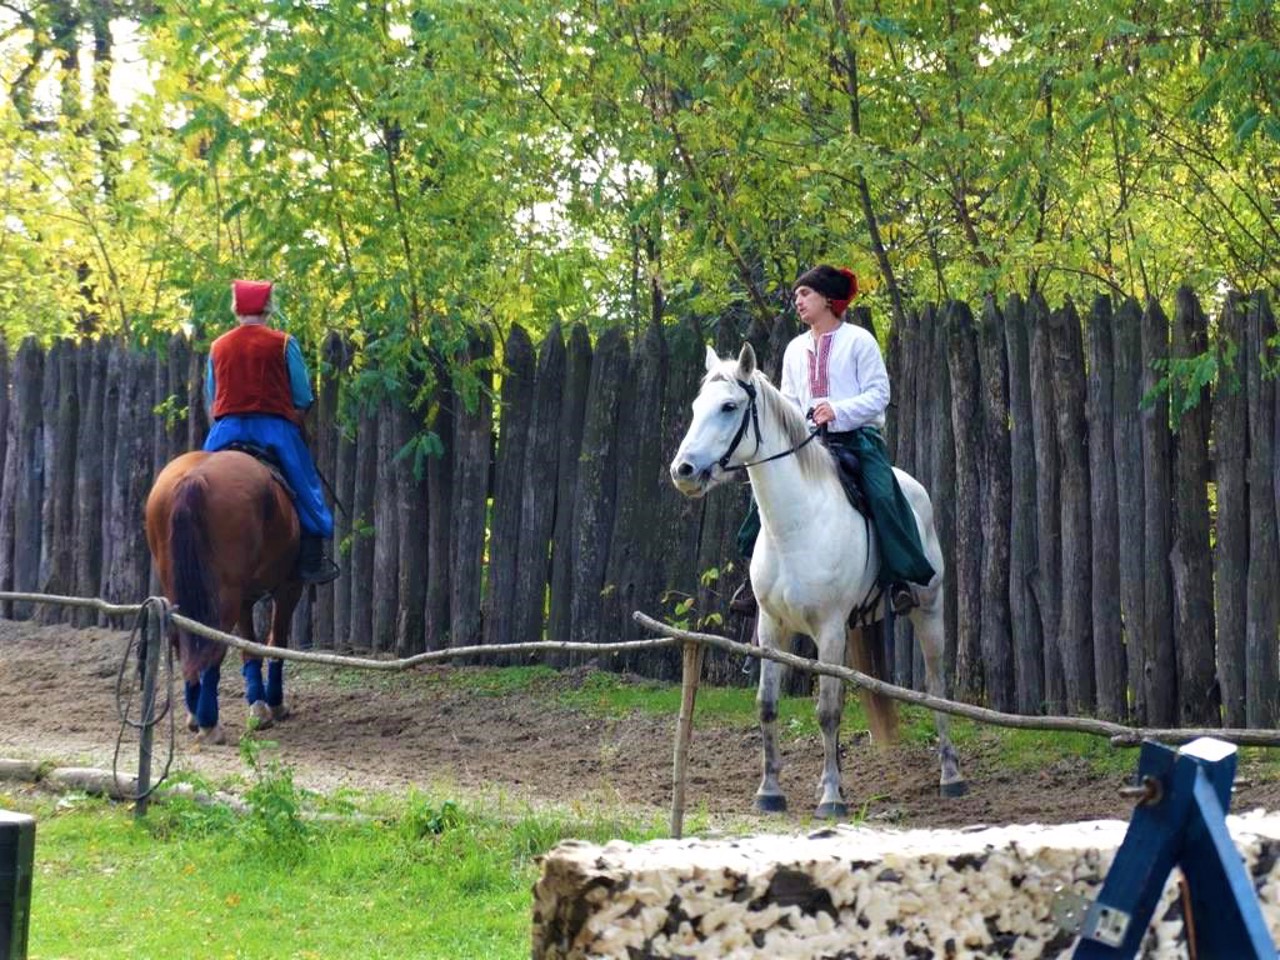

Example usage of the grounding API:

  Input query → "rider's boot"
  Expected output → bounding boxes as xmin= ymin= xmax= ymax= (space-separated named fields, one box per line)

xmin=297 ymin=536 xmax=341 ymax=585
xmin=889 ymin=582 xmax=918 ymax=616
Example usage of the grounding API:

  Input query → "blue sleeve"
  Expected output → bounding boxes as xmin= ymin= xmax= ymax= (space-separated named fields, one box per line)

xmin=285 ymin=337 xmax=315 ymax=410
xmin=204 ymin=355 xmax=215 ymax=413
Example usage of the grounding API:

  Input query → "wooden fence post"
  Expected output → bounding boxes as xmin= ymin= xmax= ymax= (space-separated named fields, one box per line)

xmin=512 ymin=324 xmax=565 ymax=654
xmin=370 ymin=394 xmax=401 ymax=654
xmin=1004 ymin=294 xmax=1042 ymax=714
xmin=484 ymin=324 xmax=536 ymax=651
xmin=424 ymin=350 xmax=455 ymax=653
xmin=1049 ymin=299 xmax=1094 ymax=713
xmin=977 ymin=296 xmax=1014 ymax=711
xmin=546 ymin=325 xmax=592 ymax=654
xmin=394 ymin=352 xmax=429 ymax=658
xmin=1140 ymin=297 xmax=1176 ymax=726
xmin=72 ymin=340 xmax=107 ymax=626
xmin=944 ymin=300 xmax=984 ymax=702
xmin=1112 ymin=298 xmax=1146 ymax=721
xmin=312 ymin=332 xmax=345 ymax=650
xmin=1028 ymin=294 xmax=1062 ymax=710
xmin=1213 ymin=293 xmax=1249 ymax=727
xmin=135 ymin=601 xmax=162 ymax=819
xmin=1086 ymin=296 xmax=1125 ymax=720
xmin=568 ymin=327 xmax=629 ymax=651
xmin=608 ymin=321 xmax=667 ymax=663
xmin=1244 ymin=292 xmax=1279 ymax=727
xmin=38 ymin=340 xmax=79 ymax=624
xmin=670 ymin=640 xmax=704 ymax=839
xmin=450 ymin=330 xmax=494 ymax=650
xmin=348 ymin=391 xmax=379 ymax=651
xmin=11 ymin=337 xmax=44 ymax=620
xmin=1170 ymin=287 xmax=1217 ymax=725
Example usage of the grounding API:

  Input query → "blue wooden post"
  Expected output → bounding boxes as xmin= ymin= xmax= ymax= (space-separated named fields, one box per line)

xmin=1075 ymin=737 xmax=1276 ymax=958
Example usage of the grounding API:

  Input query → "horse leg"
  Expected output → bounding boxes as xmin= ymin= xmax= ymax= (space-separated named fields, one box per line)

xmin=814 ymin=624 xmax=849 ymax=820
xmin=265 ymin=583 xmax=301 ymax=723
xmin=913 ymin=595 xmax=967 ymax=797
xmin=238 ymin=598 xmax=274 ymax=731
xmin=754 ymin=615 xmax=787 ymax=813
xmin=184 ymin=680 xmax=200 ymax=732
xmin=194 ymin=662 xmax=226 ymax=745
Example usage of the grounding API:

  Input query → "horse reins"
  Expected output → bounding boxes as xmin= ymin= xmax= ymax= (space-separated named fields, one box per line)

xmin=718 ymin=377 xmax=823 ymax=473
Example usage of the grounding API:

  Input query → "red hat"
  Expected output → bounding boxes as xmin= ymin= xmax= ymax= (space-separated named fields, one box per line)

xmin=232 ymin=280 xmax=273 ymax=316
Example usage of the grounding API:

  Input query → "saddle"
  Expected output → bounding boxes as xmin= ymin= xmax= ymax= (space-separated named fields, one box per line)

xmin=825 ymin=437 xmax=870 ymax=517
xmin=220 ymin=442 xmax=297 ymax=500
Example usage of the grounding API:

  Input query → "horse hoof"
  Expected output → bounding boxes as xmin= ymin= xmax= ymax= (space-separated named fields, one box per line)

xmin=815 ymin=802 xmax=849 ymax=820
xmin=940 ymin=779 xmax=969 ymax=798
xmin=755 ymin=793 xmax=788 ymax=813
xmin=270 ymin=703 xmax=291 ymax=722
xmin=196 ymin=725 xmax=226 ymax=746
xmin=247 ymin=701 xmax=274 ymax=731
xmin=186 ymin=713 xmax=199 ymax=733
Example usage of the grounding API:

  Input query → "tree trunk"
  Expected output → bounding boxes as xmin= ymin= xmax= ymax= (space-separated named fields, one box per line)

xmin=1027 ymin=294 xmax=1063 ymax=710
xmin=1086 ymin=296 xmax=1125 ymax=720
xmin=1048 ymin=299 xmax=1094 ymax=712
xmin=976 ymin=296 xmax=1014 ymax=711
xmin=944 ymin=300 xmax=984 ymax=702
xmin=1169 ymin=287 xmax=1218 ymax=725
xmin=1112 ymin=297 xmax=1146 ymax=722
xmin=483 ymin=324 xmax=536 ymax=650
xmin=450 ymin=331 xmax=494 ymax=650
xmin=1139 ymin=297 xmax=1177 ymax=726
xmin=1212 ymin=293 xmax=1248 ymax=726
xmin=1244 ymin=292 xmax=1279 ymax=727
xmin=1003 ymin=293 xmax=1042 ymax=714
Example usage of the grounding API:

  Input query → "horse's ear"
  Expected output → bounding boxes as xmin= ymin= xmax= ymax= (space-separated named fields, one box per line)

xmin=737 ymin=342 xmax=757 ymax=378
xmin=704 ymin=344 xmax=720 ymax=373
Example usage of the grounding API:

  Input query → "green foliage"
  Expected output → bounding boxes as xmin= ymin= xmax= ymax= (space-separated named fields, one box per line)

xmin=2 ymin=0 xmax=1274 ymax=378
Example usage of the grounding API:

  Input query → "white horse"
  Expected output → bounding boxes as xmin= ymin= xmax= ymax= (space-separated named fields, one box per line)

xmin=669 ymin=343 xmax=965 ymax=817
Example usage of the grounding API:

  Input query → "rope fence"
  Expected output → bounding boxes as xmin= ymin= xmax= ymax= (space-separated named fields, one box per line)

xmin=3 ymin=590 xmax=1279 ymax=836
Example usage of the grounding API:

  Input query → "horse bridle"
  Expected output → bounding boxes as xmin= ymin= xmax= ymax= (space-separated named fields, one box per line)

xmin=717 ymin=377 xmax=822 ymax=473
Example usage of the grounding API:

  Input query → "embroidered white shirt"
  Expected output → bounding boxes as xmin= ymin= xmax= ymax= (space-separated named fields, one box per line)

xmin=780 ymin=321 xmax=889 ymax=432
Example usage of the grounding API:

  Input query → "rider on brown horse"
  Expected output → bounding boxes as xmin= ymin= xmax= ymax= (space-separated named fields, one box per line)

xmin=202 ymin=279 xmax=339 ymax=584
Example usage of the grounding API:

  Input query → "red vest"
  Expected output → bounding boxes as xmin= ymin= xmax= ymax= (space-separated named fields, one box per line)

xmin=209 ymin=324 xmax=300 ymax=424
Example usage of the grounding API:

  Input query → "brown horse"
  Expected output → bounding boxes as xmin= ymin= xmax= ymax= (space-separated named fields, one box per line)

xmin=145 ymin=450 xmax=303 ymax=744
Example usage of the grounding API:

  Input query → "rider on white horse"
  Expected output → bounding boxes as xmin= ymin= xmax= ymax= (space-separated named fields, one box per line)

xmin=732 ymin=264 xmax=934 ymax=617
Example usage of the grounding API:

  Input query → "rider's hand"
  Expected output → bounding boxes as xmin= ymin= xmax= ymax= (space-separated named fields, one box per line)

xmin=811 ymin=401 xmax=835 ymax=426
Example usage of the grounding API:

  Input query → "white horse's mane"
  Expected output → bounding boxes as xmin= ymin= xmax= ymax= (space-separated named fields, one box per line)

xmin=705 ymin=364 xmax=836 ymax=484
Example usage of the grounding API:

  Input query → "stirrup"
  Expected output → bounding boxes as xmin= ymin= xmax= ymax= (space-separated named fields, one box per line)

xmin=729 ymin=579 xmax=758 ymax=617
xmin=300 ymin=559 xmax=340 ymax=585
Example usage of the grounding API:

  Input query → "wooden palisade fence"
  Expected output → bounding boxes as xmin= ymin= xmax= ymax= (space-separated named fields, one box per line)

xmin=0 ymin=287 xmax=1274 ymax=725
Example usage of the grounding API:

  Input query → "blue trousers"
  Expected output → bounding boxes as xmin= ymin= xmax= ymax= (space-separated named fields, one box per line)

xmin=203 ymin=415 xmax=334 ymax=538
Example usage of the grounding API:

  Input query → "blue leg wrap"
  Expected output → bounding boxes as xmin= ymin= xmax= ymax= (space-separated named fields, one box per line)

xmin=184 ymin=681 xmax=200 ymax=718
xmin=196 ymin=664 xmax=221 ymax=730
xmin=266 ymin=660 xmax=284 ymax=708
xmin=242 ymin=659 xmax=265 ymax=705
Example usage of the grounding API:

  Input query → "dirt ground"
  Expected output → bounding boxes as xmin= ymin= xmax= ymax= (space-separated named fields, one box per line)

xmin=1 ymin=617 xmax=1277 ymax=831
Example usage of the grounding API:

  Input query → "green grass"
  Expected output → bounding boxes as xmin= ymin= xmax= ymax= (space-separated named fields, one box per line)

xmin=9 ymin=766 xmax=666 ymax=960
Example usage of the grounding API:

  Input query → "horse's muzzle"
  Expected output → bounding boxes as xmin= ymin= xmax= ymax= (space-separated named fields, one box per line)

xmin=669 ymin=459 xmax=713 ymax=498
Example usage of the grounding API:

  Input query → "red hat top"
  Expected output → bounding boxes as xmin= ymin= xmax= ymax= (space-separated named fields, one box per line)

xmin=232 ymin=280 xmax=273 ymax=316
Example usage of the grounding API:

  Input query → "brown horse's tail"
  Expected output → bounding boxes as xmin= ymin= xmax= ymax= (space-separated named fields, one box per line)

xmin=847 ymin=626 xmax=900 ymax=747
xmin=170 ymin=475 xmax=219 ymax=675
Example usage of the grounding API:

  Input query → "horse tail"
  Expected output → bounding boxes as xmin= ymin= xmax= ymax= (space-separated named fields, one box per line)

xmin=170 ymin=475 xmax=219 ymax=675
xmin=847 ymin=626 xmax=900 ymax=746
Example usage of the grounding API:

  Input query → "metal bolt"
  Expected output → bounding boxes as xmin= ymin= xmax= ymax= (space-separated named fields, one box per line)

xmin=1118 ymin=775 xmax=1164 ymax=806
